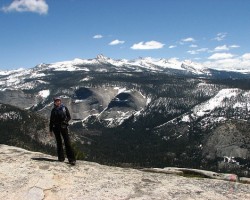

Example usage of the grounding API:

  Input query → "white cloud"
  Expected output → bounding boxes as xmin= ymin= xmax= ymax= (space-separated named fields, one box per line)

xmin=194 ymin=57 xmax=201 ymax=60
xmin=93 ymin=35 xmax=103 ymax=39
xmin=187 ymin=48 xmax=208 ymax=55
xmin=230 ymin=45 xmax=240 ymax=48
xmin=212 ymin=44 xmax=240 ymax=52
xmin=169 ymin=45 xmax=176 ymax=49
xmin=213 ymin=32 xmax=227 ymax=41
xmin=2 ymin=0 xmax=48 ymax=15
xmin=109 ymin=39 xmax=125 ymax=45
xmin=169 ymin=57 xmax=179 ymax=62
xmin=189 ymin=44 xmax=198 ymax=48
xmin=203 ymin=57 xmax=250 ymax=71
xmin=197 ymin=48 xmax=208 ymax=52
xmin=187 ymin=50 xmax=198 ymax=55
xmin=131 ymin=41 xmax=165 ymax=50
xmin=181 ymin=37 xmax=195 ymax=42
xmin=242 ymin=53 xmax=250 ymax=60
xmin=214 ymin=45 xmax=229 ymax=51
xmin=208 ymin=53 xmax=235 ymax=60
xmin=203 ymin=52 xmax=250 ymax=71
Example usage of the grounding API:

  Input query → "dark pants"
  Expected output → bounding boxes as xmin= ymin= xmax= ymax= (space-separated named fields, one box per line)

xmin=53 ymin=126 xmax=76 ymax=162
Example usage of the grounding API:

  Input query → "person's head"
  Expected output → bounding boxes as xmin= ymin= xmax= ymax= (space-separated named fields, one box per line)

xmin=53 ymin=97 xmax=61 ymax=107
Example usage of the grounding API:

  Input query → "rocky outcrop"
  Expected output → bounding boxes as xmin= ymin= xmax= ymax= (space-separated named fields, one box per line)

xmin=0 ymin=144 xmax=250 ymax=200
xmin=0 ymin=103 xmax=54 ymax=150
xmin=0 ymin=86 xmax=147 ymax=126
xmin=0 ymin=89 xmax=37 ymax=109
xmin=202 ymin=121 xmax=250 ymax=160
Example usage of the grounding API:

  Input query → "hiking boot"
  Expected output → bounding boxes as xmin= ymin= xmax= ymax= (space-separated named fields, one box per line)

xmin=69 ymin=160 xmax=76 ymax=165
xmin=58 ymin=158 xmax=65 ymax=162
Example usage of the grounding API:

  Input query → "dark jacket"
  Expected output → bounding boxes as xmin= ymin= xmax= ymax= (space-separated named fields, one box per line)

xmin=49 ymin=105 xmax=71 ymax=132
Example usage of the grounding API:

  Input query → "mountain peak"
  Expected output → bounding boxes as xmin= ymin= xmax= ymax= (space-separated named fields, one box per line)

xmin=96 ymin=54 xmax=110 ymax=60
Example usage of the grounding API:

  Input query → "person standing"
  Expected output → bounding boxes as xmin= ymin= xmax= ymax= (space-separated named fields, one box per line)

xmin=49 ymin=97 xmax=76 ymax=165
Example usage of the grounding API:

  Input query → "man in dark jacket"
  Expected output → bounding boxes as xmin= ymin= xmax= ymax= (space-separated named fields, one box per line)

xmin=49 ymin=97 xmax=76 ymax=165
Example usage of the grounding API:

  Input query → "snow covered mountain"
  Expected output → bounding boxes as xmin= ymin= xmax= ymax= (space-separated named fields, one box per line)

xmin=1 ymin=55 xmax=250 ymax=175
xmin=0 ymin=54 xmax=226 ymax=126
xmin=1 ymin=54 xmax=250 ymax=91
xmin=152 ymin=87 xmax=250 ymax=174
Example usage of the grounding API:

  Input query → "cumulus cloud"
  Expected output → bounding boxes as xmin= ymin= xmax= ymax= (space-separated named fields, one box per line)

xmin=2 ymin=0 xmax=48 ymax=15
xmin=203 ymin=52 xmax=250 ymax=71
xmin=208 ymin=53 xmax=235 ymax=60
xmin=93 ymin=35 xmax=103 ymax=39
xmin=131 ymin=41 xmax=165 ymax=50
xmin=214 ymin=45 xmax=229 ymax=51
xmin=109 ymin=39 xmax=125 ymax=45
xmin=242 ymin=53 xmax=250 ymax=60
xmin=211 ymin=44 xmax=240 ymax=52
xmin=203 ymin=56 xmax=250 ymax=71
xmin=168 ymin=45 xmax=176 ymax=49
xmin=213 ymin=32 xmax=227 ymax=41
xmin=181 ymin=37 xmax=195 ymax=42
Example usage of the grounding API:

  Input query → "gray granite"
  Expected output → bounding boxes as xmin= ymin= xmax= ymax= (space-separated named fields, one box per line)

xmin=0 ymin=144 xmax=249 ymax=200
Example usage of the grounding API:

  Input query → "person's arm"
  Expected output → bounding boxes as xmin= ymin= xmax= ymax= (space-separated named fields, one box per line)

xmin=49 ymin=109 xmax=54 ymax=132
xmin=65 ymin=107 xmax=71 ymax=123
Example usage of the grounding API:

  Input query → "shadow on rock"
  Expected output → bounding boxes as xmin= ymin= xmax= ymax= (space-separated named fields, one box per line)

xmin=31 ymin=157 xmax=58 ymax=162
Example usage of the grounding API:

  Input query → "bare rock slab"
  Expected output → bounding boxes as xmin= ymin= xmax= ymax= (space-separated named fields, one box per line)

xmin=0 ymin=144 xmax=250 ymax=200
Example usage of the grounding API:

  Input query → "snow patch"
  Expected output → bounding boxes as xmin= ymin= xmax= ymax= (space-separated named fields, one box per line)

xmin=38 ymin=90 xmax=50 ymax=98
xmin=0 ymin=111 xmax=21 ymax=121
xmin=182 ymin=115 xmax=190 ymax=122
xmin=114 ymin=87 xmax=131 ymax=94
xmin=30 ymin=73 xmax=46 ymax=78
xmin=81 ymin=76 xmax=93 ymax=82
xmin=48 ymin=60 xmax=90 ymax=72
xmin=74 ymin=99 xmax=85 ymax=103
xmin=193 ymin=88 xmax=240 ymax=117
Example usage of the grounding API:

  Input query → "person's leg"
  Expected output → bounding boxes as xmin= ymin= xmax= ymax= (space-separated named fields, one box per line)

xmin=53 ymin=127 xmax=65 ymax=161
xmin=61 ymin=127 xmax=76 ymax=164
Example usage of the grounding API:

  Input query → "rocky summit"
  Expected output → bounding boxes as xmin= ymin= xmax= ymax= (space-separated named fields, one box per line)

xmin=0 ymin=144 xmax=250 ymax=200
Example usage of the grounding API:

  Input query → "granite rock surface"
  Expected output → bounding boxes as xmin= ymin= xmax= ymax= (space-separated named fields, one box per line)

xmin=0 ymin=144 xmax=250 ymax=200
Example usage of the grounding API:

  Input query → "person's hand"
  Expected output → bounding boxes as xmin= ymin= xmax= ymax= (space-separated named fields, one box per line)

xmin=62 ymin=121 xmax=69 ymax=126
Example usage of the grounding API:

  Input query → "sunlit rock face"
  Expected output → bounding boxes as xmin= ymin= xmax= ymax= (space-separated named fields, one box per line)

xmin=1 ymin=144 xmax=250 ymax=200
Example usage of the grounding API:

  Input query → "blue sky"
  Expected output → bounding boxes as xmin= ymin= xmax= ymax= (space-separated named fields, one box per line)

xmin=1 ymin=0 xmax=250 ymax=70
